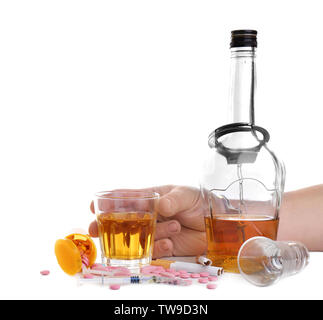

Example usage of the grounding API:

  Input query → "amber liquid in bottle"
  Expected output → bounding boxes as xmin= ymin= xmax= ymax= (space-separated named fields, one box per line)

xmin=205 ymin=215 xmax=279 ymax=273
xmin=97 ymin=212 xmax=156 ymax=260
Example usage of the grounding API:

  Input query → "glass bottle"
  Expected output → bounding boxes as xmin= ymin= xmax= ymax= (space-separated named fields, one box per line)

xmin=237 ymin=236 xmax=309 ymax=286
xmin=201 ymin=30 xmax=285 ymax=273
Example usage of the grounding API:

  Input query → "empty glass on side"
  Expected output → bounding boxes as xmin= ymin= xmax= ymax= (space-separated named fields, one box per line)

xmin=237 ymin=236 xmax=310 ymax=286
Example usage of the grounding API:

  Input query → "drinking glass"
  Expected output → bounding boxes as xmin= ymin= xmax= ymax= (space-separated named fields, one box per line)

xmin=93 ymin=191 xmax=159 ymax=270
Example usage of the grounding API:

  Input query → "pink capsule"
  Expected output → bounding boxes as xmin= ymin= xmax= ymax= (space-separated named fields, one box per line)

xmin=200 ymin=272 xmax=210 ymax=277
xmin=40 ymin=270 xmax=50 ymax=276
xmin=190 ymin=273 xmax=200 ymax=278
xmin=206 ymin=283 xmax=217 ymax=289
xmin=83 ymin=273 xmax=94 ymax=279
xmin=180 ymin=274 xmax=190 ymax=279
xmin=109 ymin=284 xmax=121 ymax=290
xmin=198 ymin=278 xmax=209 ymax=284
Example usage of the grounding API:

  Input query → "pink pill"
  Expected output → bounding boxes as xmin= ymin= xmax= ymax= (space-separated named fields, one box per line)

xmin=206 ymin=283 xmax=217 ymax=289
xmin=173 ymin=272 xmax=180 ymax=276
xmin=40 ymin=270 xmax=50 ymax=276
xmin=152 ymin=269 xmax=163 ymax=274
xmin=160 ymin=272 xmax=175 ymax=278
xmin=198 ymin=278 xmax=209 ymax=284
xmin=83 ymin=274 xmax=94 ymax=279
xmin=91 ymin=265 xmax=107 ymax=271
xmin=141 ymin=271 xmax=153 ymax=275
xmin=166 ymin=268 xmax=176 ymax=273
xmin=115 ymin=267 xmax=130 ymax=272
xmin=114 ymin=272 xmax=131 ymax=277
xmin=200 ymin=272 xmax=210 ymax=277
xmin=141 ymin=266 xmax=156 ymax=272
xmin=81 ymin=256 xmax=89 ymax=267
xmin=178 ymin=270 xmax=187 ymax=274
xmin=109 ymin=284 xmax=121 ymax=290
xmin=208 ymin=276 xmax=218 ymax=282
xmin=191 ymin=273 xmax=200 ymax=278
xmin=180 ymin=274 xmax=190 ymax=279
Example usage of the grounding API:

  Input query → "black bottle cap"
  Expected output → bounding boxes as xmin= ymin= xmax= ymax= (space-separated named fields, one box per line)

xmin=230 ymin=30 xmax=257 ymax=48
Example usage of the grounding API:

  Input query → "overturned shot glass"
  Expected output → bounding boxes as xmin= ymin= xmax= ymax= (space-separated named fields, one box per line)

xmin=237 ymin=236 xmax=310 ymax=287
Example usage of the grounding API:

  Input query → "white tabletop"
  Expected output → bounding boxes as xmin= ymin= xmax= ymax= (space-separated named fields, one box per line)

xmin=3 ymin=252 xmax=322 ymax=300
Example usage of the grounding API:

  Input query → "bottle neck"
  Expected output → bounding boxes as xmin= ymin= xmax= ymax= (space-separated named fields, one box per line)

xmin=227 ymin=47 xmax=256 ymax=125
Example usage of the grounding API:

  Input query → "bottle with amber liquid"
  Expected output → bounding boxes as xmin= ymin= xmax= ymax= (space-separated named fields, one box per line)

xmin=201 ymin=30 xmax=285 ymax=273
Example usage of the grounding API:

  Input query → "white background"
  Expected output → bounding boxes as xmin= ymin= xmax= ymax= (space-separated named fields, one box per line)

xmin=0 ymin=0 xmax=322 ymax=300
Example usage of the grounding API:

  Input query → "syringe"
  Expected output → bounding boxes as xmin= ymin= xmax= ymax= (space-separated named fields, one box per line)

xmin=78 ymin=275 xmax=192 ymax=286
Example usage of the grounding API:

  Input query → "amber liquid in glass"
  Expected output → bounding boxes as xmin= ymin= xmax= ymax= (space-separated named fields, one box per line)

xmin=97 ymin=212 xmax=156 ymax=261
xmin=205 ymin=215 xmax=279 ymax=273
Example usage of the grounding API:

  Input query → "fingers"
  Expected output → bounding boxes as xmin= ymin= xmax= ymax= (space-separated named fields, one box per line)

xmin=155 ymin=220 xmax=181 ymax=240
xmin=90 ymin=201 xmax=94 ymax=213
xmin=158 ymin=186 xmax=200 ymax=218
xmin=170 ymin=228 xmax=207 ymax=256
xmin=152 ymin=239 xmax=174 ymax=259
xmin=88 ymin=220 xmax=98 ymax=237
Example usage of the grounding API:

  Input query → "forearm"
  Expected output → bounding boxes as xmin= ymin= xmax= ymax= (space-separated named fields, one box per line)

xmin=277 ymin=184 xmax=323 ymax=251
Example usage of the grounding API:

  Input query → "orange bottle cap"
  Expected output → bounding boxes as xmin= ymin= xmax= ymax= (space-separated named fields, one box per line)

xmin=55 ymin=239 xmax=83 ymax=275
xmin=55 ymin=233 xmax=97 ymax=275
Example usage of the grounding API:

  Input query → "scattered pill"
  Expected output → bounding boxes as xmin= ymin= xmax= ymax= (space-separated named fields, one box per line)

xmin=109 ymin=284 xmax=121 ymax=290
xmin=200 ymin=272 xmax=210 ymax=277
xmin=198 ymin=278 xmax=209 ymax=284
xmin=148 ymin=273 xmax=161 ymax=277
xmin=91 ymin=265 xmax=108 ymax=271
xmin=160 ymin=272 xmax=175 ymax=278
xmin=114 ymin=272 xmax=131 ymax=277
xmin=208 ymin=276 xmax=218 ymax=282
xmin=115 ymin=267 xmax=130 ymax=272
xmin=190 ymin=273 xmax=200 ymax=278
xmin=206 ymin=283 xmax=217 ymax=289
xmin=152 ymin=269 xmax=163 ymax=274
xmin=40 ymin=270 xmax=50 ymax=276
xmin=83 ymin=274 xmax=94 ymax=279
xmin=180 ymin=274 xmax=190 ymax=279
xmin=91 ymin=263 xmax=103 ymax=268
xmin=166 ymin=268 xmax=176 ymax=273
xmin=141 ymin=266 xmax=155 ymax=272
xmin=178 ymin=270 xmax=187 ymax=274
xmin=81 ymin=255 xmax=89 ymax=264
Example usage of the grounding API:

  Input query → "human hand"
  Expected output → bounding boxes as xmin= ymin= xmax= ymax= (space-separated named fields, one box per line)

xmin=88 ymin=185 xmax=207 ymax=258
